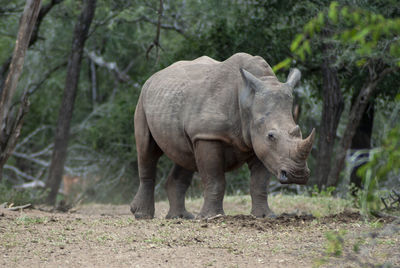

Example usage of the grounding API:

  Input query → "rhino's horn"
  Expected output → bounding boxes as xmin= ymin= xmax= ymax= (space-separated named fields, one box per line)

xmin=286 ymin=68 xmax=301 ymax=88
xmin=297 ymin=128 xmax=315 ymax=160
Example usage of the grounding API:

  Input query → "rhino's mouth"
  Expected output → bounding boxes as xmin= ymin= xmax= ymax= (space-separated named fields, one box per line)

xmin=278 ymin=168 xmax=309 ymax=185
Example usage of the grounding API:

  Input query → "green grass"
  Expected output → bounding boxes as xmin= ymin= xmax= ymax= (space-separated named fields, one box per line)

xmin=15 ymin=215 xmax=49 ymax=225
xmin=183 ymin=194 xmax=353 ymax=218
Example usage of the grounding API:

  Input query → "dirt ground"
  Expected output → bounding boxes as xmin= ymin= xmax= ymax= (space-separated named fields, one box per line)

xmin=1 ymin=195 xmax=399 ymax=268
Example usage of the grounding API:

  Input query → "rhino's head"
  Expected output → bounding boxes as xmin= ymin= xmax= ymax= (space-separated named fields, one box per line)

xmin=239 ymin=68 xmax=315 ymax=185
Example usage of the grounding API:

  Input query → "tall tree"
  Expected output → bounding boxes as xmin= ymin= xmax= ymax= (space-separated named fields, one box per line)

xmin=327 ymin=65 xmax=394 ymax=186
xmin=349 ymin=100 xmax=374 ymax=191
xmin=315 ymin=43 xmax=344 ymax=189
xmin=45 ymin=0 xmax=96 ymax=205
xmin=0 ymin=0 xmax=42 ymax=182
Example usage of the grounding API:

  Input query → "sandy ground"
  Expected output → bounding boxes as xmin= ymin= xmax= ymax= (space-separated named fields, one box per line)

xmin=0 ymin=196 xmax=399 ymax=267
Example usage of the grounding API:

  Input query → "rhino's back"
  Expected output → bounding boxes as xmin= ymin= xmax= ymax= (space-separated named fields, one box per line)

xmin=139 ymin=53 xmax=274 ymax=170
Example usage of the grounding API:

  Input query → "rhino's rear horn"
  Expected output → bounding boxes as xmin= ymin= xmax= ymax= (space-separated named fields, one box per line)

xmin=289 ymin=125 xmax=301 ymax=137
xmin=286 ymin=68 xmax=301 ymax=88
xmin=297 ymin=128 xmax=315 ymax=160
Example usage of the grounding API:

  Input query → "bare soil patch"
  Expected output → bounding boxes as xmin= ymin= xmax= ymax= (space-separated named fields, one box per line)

xmin=1 ymin=196 xmax=399 ymax=267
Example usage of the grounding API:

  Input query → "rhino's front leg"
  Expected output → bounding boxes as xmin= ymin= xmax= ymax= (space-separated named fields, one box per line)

xmin=247 ymin=157 xmax=275 ymax=218
xmin=194 ymin=140 xmax=226 ymax=218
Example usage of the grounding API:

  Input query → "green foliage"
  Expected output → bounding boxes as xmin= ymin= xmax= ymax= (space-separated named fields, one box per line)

xmin=353 ymin=94 xmax=400 ymax=216
xmin=0 ymin=182 xmax=48 ymax=205
xmin=274 ymin=1 xmax=400 ymax=71
xmin=357 ymin=126 xmax=400 ymax=216
xmin=311 ymin=185 xmax=336 ymax=197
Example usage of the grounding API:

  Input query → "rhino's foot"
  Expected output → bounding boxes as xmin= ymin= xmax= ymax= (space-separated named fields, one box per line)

xmin=196 ymin=208 xmax=225 ymax=219
xmin=130 ymin=200 xmax=155 ymax=219
xmin=251 ymin=208 xmax=276 ymax=218
xmin=166 ymin=210 xmax=194 ymax=219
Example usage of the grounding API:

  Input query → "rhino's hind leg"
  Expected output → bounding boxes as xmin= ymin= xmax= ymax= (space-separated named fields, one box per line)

xmin=247 ymin=157 xmax=275 ymax=218
xmin=165 ymin=164 xmax=194 ymax=219
xmin=194 ymin=140 xmax=226 ymax=218
xmin=130 ymin=101 xmax=163 ymax=219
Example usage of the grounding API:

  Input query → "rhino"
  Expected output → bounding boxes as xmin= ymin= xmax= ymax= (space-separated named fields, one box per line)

xmin=131 ymin=53 xmax=315 ymax=219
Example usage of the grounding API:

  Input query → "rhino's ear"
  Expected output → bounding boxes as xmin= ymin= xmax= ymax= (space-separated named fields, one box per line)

xmin=286 ymin=68 xmax=301 ymax=89
xmin=240 ymin=68 xmax=264 ymax=92
xmin=239 ymin=68 xmax=264 ymax=110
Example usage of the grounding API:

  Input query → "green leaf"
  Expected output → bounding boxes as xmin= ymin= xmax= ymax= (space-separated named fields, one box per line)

xmin=341 ymin=6 xmax=349 ymax=18
xmin=318 ymin=12 xmax=324 ymax=25
xmin=304 ymin=21 xmax=314 ymax=35
xmin=356 ymin=58 xmax=366 ymax=66
xmin=272 ymin=58 xmax=291 ymax=72
xmin=303 ymin=40 xmax=311 ymax=55
xmin=351 ymin=28 xmax=370 ymax=43
xmin=328 ymin=2 xmax=339 ymax=24
xmin=290 ymin=34 xmax=304 ymax=52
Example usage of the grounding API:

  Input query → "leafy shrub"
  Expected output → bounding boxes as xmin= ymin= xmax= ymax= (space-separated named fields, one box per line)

xmin=0 ymin=182 xmax=48 ymax=206
xmin=357 ymin=95 xmax=400 ymax=216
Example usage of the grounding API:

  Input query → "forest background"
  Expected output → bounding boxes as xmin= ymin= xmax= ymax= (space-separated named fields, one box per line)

xmin=0 ymin=0 xmax=399 ymax=208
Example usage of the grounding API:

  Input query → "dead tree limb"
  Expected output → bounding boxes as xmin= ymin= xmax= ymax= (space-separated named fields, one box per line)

xmin=141 ymin=15 xmax=187 ymax=38
xmin=4 ymin=164 xmax=37 ymax=181
xmin=85 ymin=50 xmax=130 ymax=82
xmin=146 ymin=0 xmax=164 ymax=61
xmin=6 ymin=203 xmax=32 ymax=211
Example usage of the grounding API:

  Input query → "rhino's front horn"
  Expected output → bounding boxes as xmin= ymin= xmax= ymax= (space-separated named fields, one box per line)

xmin=297 ymin=128 xmax=315 ymax=160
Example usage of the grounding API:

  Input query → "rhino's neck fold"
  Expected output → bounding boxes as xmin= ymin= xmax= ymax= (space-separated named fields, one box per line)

xmin=238 ymin=98 xmax=253 ymax=150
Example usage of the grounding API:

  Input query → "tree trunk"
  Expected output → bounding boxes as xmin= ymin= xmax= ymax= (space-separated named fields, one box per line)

xmin=350 ymin=100 xmax=374 ymax=192
xmin=314 ymin=46 xmax=344 ymax=189
xmin=45 ymin=0 xmax=96 ymax=205
xmin=327 ymin=68 xmax=392 ymax=187
xmin=0 ymin=0 xmax=42 ymax=182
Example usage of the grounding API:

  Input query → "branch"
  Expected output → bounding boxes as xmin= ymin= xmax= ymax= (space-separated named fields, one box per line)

xmin=146 ymin=0 xmax=164 ymax=61
xmin=0 ymin=0 xmax=64 ymax=84
xmin=29 ymin=0 xmax=65 ymax=46
xmin=0 ymin=4 xmax=24 ymax=16
xmin=6 ymin=203 xmax=32 ymax=210
xmin=12 ymin=150 xmax=73 ymax=175
xmin=0 ymin=0 xmax=41 ymax=131
xmin=9 ymin=61 xmax=67 ymax=111
xmin=141 ymin=15 xmax=187 ymax=38
xmin=14 ymin=180 xmax=45 ymax=189
xmin=15 ymin=125 xmax=49 ymax=150
xmin=85 ymin=50 xmax=130 ymax=82
xmin=28 ymin=61 xmax=67 ymax=95
xmin=4 ymin=164 xmax=37 ymax=181
xmin=0 ymin=92 xmax=30 ymax=167
xmin=89 ymin=57 xmax=97 ymax=106
xmin=30 ymin=143 xmax=54 ymax=158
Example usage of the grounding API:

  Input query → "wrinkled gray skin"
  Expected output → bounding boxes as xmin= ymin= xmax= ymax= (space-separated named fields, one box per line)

xmin=131 ymin=53 xmax=315 ymax=219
